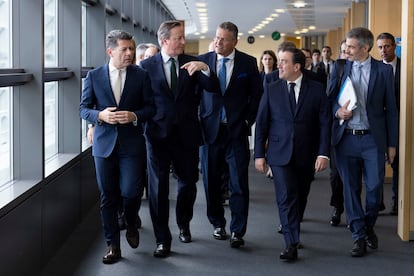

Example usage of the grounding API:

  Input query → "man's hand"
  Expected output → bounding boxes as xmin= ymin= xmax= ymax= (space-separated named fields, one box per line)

xmin=255 ymin=158 xmax=267 ymax=173
xmin=336 ymin=100 xmax=353 ymax=121
xmin=181 ymin=61 xmax=208 ymax=76
xmin=87 ymin=127 xmax=94 ymax=144
xmin=314 ymin=157 xmax=329 ymax=172
xmin=98 ymin=107 xmax=118 ymax=124
xmin=98 ymin=107 xmax=136 ymax=124
xmin=386 ymin=147 xmax=396 ymax=165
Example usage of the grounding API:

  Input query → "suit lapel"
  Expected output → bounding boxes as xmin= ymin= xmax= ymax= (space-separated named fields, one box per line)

xmin=102 ymin=64 xmax=117 ymax=105
xmin=367 ymin=59 xmax=378 ymax=102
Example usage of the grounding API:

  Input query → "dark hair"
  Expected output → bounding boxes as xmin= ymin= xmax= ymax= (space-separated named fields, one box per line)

xmin=106 ymin=30 xmax=133 ymax=49
xmin=311 ymin=49 xmax=321 ymax=55
xmin=322 ymin=46 xmax=332 ymax=51
xmin=218 ymin=21 xmax=238 ymax=40
xmin=301 ymin=48 xmax=311 ymax=57
xmin=346 ymin=27 xmax=374 ymax=52
xmin=157 ymin=20 xmax=183 ymax=46
xmin=277 ymin=41 xmax=296 ymax=53
xmin=259 ymin=50 xmax=278 ymax=72
xmin=282 ymin=47 xmax=305 ymax=71
xmin=376 ymin=32 xmax=396 ymax=45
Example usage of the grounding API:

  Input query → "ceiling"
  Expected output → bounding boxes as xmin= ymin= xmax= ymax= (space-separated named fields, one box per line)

xmin=161 ymin=0 xmax=365 ymax=40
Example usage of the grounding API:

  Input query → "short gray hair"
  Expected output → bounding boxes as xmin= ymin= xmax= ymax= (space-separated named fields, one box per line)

xmin=157 ymin=20 xmax=183 ymax=46
xmin=346 ymin=27 xmax=374 ymax=52
xmin=106 ymin=29 xmax=133 ymax=49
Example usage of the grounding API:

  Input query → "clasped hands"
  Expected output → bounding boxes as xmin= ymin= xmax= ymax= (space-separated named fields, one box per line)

xmin=99 ymin=107 xmax=135 ymax=125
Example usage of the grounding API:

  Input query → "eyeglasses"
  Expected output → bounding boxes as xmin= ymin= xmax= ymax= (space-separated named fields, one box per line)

xmin=214 ymin=36 xmax=234 ymax=43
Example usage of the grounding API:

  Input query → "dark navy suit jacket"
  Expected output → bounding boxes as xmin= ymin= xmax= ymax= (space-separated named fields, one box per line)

xmin=198 ymin=49 xmax=263 ymax=144
xmin=328 ymin=57 xmax=398 ymax=152
xmin=79 ymin=64 xmax=155 ymax=158
xmin=140 ymin=53 xmax=219 ymax=148
xmin=255 ymin=76 xmax=331 ymax=167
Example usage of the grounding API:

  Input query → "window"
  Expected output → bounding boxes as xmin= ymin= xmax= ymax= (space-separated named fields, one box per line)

xmin=0 ymin=0 xmax=12 ymax=185
xmin=44 ymin=0 xmax=58 ymax=161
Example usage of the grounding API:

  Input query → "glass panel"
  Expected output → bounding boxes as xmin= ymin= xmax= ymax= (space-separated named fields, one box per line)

xmin=44 ymin=82 xmax=58 ymax=160
xmin=0 ymin=0 xmax=12 ymax=185
xmin=44 ymin=0 xmax=58 ymax=161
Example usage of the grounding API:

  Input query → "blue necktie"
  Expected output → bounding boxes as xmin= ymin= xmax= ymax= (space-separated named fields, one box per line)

xmin=289 ymin=82 xmax=296 ymax=113
xmin=219 ymin=58 xmax=229 ymax=122
xmin=219 ymin=58 xmax=229 ymax=94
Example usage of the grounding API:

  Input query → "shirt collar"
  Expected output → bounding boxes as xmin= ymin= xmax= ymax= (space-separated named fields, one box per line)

xmin=383 ymin=55 xmax=397 ymax=66
xmin=161 ymin=51 xmax=177 ymax=64
xmin=354 ymin=56 xmax=371 ymax=67
xmin=286 ymin=73 xmax=303 ymax=88
xmin=109 ymin=62 xmax=126 ymax=73
xmin=217 ymin=49 xmax=235 ymax=61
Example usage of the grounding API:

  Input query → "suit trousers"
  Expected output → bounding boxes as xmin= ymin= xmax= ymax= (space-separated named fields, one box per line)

xmin=146 ymin=126 xmax=199 ymax=245
xmin=335 ymin=133 xmax=385 ymax=241
xmin=271 ymin=156 xmax=314 ymax=247
xmin=329 ymin=146 xmax=344 ymax=211
xmin=94 ymin=142 xmax=145 ymax=247
xmin=200 ymin=125 xmax=250 ymax=236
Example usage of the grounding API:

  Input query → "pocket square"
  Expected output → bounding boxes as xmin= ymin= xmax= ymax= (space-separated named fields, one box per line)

xmin=237 ymin=73 xmax=248 ymax=79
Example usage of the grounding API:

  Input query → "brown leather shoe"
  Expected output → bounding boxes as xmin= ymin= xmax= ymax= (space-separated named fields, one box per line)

xmin=102 ymin=245 xmax=121 ymax=264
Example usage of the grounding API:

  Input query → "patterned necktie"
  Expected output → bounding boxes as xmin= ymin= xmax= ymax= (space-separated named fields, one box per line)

xmin=113 ymin=69 xmax=122 ymax=105
xmin=169 ymin=57 xmax=177 ymax=93
xmin=289 ymin=82 xmax=296 ymax=113
xmin=219 ymin=58 xmax=229 ymax=94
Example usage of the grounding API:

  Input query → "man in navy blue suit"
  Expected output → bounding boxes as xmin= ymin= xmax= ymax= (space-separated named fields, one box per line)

xmin=329 ymin=27 xmax=398 ymax=257
xmin=376 ymin=32 xmax=401 ymax=215
xmin=140 ymin=20 xmax=219 ymax=258
xmin=255 ymin=46 xmax=330 ymax=261
xmin=198 ymin=21 xmax=263 ymax=248
xmin=80 ymin=30 xmax=155 ymax=264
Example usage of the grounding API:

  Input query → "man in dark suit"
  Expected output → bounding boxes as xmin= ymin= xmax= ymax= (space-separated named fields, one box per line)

xmin=329 ymin=27 xmax=398 ymax=257
xmin=376 ymin=32 xmax=401 ymax=215
xmin=140 ymin=20 xmax=219 ymax=258
xmin=198 ymin=21 xmax=263 ymax=248
xmin=255 ymin=46 xmax=331 ymax=261
xmin=265 ymin=44 xmax=328 ymax=236
xmin=80 ymin=30 xmax=155 ymax=264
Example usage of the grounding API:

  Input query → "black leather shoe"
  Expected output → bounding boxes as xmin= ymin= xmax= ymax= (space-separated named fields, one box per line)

xmin=230 ymin=232 xmax=244 ymax=248
xmin=330 ymin=207 xmax=343 ymax=226
xmin=280 ymin=245 xmax=298 ymax=261
xmin=102 ymin=245 xmax=121 ymax=264
xmin=126 ymin=225 xmax=139 ymax=248
xmin=153 ymin=243 xmax=171 ymax=258
xmin=179 ymin=227 xmax=192 ymax=243
xmin=277 ymin=224 xmax=283 ymax=234
xmin=213 ymin=227 xmax=227 ymax=240
xmin=350 ymin=239 xmax=366 ymax=257
xmin=366 ymin=228 xmax=378 ymax=249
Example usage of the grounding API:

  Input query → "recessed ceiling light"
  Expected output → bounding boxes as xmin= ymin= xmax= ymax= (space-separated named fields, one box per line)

xmin=293 ymin=1 xmax=307 ymax=8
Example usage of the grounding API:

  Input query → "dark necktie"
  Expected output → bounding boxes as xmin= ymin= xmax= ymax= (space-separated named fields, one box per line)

xmin=169 ymin=57 xmax=177 ymax=93
xmin=289 ymin=82 xmax=296 ymax=113
xmin=327 ymin=63 xmax=330 ymax=75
